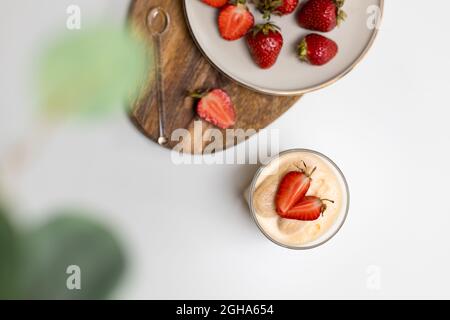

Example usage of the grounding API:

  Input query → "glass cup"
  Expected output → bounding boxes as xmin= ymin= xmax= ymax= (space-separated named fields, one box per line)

xmin=247 ymin=149 xmax=350 ymax=250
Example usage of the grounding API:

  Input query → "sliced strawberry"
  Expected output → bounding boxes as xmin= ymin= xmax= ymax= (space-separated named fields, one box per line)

xmin=280 ymin=196 xmax=334 ymax=221
xmin=275 ymin=161 xmax=316 ymax=214
xmin=194 ymin=89 xmax=236 ymax=129
xmin=201 ymin=0 xmax=229 ymax=8
xmin=218 ymin=3 xmax=255 ymax=41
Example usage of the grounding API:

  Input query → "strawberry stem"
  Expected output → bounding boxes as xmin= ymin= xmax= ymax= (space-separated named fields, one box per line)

xmin=334 ymin=0 xmax=345 ymax=8
xmin=298 ymin=38 xmax=308 ymax=62
xmin=296 ymin=160 xmax=316 ymax=177
xmin=301 ymin=160 xmax=307 ymax=169
xmin=337 ymin=10 xmax=347 ymax=26
xmin=230 ymin=0 xmax=248 ymax=6
xmin=320 ymin=199 xmax=335 ymax=216
xmin=294 ymin=161 xmax=305 ymax=173
xmin=334 ymin=0 xmax=347 ymax=26
xmin=189 ymin=90 xmax=207 ymax=99
xmin=254 ymin=0 xmax=284 ymax=20
xmin=250 ymin=22 xmax=281 ymax=37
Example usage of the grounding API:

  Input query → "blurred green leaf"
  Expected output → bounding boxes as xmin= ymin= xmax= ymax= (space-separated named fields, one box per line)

xmin=18 ymin=212 xmax=126 ymax=300
xmin=37 ymin=25 xmax=150 ymax=119
xmin=0 ymin=204 xmax=20 ymax=299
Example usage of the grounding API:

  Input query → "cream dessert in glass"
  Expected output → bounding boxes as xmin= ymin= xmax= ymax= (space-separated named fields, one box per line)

xmin=248 ymin=149 xmax=349 ymax=249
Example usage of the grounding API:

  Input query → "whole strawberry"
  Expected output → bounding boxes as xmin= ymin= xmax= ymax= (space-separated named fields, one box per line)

xmin=298 ymin=33 xmax=338 ymax=66
xmin=201 ymin=0 xmax=228 ymax=8
xmin=297 ymin=0 xmax=347 ymax=32
xmin=218 ymin=1 xmax=255 ymax=41
xmin=254 ymin=0 xmax=299 ymax=19
xmin=246 ymin=23 xmax=283 ymax=69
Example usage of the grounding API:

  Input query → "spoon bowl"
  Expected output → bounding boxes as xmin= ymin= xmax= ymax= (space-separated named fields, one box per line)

xmin=147 ymin=7 xmax=170 ymax=36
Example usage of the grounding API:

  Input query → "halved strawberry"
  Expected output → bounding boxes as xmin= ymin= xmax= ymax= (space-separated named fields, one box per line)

xmin=193 ymin=89 xmax=236 ymax=129
xmin=275 ymin=161 xmax=316 ymax=214
xmin=218 ymin=2 xmax=255 ymax=41
xmin=279 ymin=196 xmax=334 ymax=221
xmin=202 ymin=0 xmax=229 ymax=8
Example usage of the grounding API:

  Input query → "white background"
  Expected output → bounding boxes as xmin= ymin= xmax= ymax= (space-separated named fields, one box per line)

xmin=1 ymin=1 xmax=449 ymax=299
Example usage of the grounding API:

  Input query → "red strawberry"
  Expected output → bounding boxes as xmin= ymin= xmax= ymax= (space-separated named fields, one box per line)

xmin=280 ymin=196 xmax=334 ymax=221
xmin=218 ymin=2 xmax=255 ymax=41
xmin=254 ymin=0 xmax=299 ymax=19
xmin=275 ymin=161 xmax=316 ymax=214
xmin=276 ymin=0 xmax=299 ymax=15
xmin=246 ymin=23 xmax=283 ymax=69
xmin=201 ymin=0 xmax=228 ymax=8
xmin=297 ymin=0 xmax=347 ymax=32
xmin=298 ymin=33 xmax=338 ymax=66
xmin=193 ymin=89 xmax=236 ymax=129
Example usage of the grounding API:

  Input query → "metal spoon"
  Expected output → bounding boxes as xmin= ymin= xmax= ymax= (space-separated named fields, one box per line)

xmin=147 ymin=7 xmax=170 ymax=145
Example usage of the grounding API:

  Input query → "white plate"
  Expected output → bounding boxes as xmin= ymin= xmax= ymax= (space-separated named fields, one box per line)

xmin=183 ymin=0 xmax=383 ymax=96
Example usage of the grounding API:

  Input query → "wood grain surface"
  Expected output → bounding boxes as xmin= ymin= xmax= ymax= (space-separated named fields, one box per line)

xmin=128 ymin=0 xmax=301 ymax=154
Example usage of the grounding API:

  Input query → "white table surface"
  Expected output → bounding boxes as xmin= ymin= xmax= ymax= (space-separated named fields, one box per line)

xmin=1 ymin=0 xmax=449 ymax=299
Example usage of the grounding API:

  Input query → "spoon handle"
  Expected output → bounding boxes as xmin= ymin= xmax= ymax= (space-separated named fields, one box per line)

xmin=153 ymin=34 xmax=167 ymax=145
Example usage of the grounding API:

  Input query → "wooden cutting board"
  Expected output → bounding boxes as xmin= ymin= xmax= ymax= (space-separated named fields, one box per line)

xmin=128 ymin=0 xmax=301 ymax=154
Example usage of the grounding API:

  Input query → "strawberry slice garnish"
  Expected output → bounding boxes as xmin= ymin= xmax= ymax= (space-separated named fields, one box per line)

xmin=275 ymin=161 xmax=316 ymax=214
xmin=193 ymin=89 xmax=236 ymax=129
xmin=218 ymin=2 xmax=255 ymax=41
xmin=201 ymin=0 xmax=229 ymax=8
xmin=280 ymin=196 xmax=335 ymax=221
